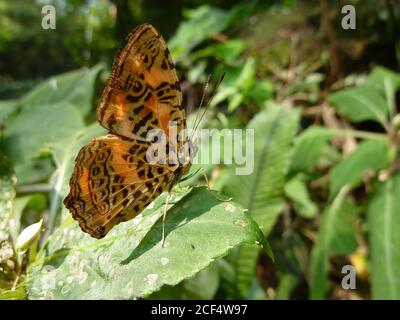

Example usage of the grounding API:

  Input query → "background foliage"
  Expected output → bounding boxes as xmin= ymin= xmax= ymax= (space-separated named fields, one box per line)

xmin=1 ymin=0 xmax=400 ymax=300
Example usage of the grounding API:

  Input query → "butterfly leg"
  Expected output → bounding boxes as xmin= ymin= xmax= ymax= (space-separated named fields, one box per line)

xmin=161 ymin=192 xmax=172 ymax=248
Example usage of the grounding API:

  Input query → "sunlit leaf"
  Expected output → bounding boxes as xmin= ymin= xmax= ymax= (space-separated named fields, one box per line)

xmin=27 ymin=187 xmax=268 ymax=299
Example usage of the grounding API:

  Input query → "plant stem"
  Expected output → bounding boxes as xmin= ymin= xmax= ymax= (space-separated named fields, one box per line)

xmin=16 ymin=183 xmax=52 ymax=195
xmin=328 ymin=128 xmax=388 ymax=141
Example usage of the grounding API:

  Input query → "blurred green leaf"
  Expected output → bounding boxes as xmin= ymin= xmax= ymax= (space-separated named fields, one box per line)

xmin=328 ymin=85 xmax=389 ymax=126
xmin=19 ymin=65 xmax=103 ymax=117
xmin=235 ymin=244 xmax=260 ymax=298
xmin=367 ymin=66 xmax=400 ymax=117
xmin=151 ymin=263 xmax=220 ymax=299
xmin=329 ymin=140 xmax=389 ymax=198
xmin=13 ymin=158 xmax=54 ymax=185
xmin=247 ymin=80 xmax=275 ymax=107
xmin=1 ymin=102 xmax=84 ymax=178
xmin=181 ymin=263 xmax=220 ymax=299
xmin=310 ymin=186 xmax=358 ymax=299
xmin=211 ymin=58 xmax=256 ymax=111
xmin=284 ymin=174 xmax=317 ymax=219
xmin=223 ymin=106 xmax=300 ymax=233
xmin=368 ymin=173 xmax=400 ymax=299
xmin=27 ymin=187 xmax=268 ymax=299
xmin=168 ymin=5 xmax=230 ymax=61
xmin=191 ymin=40 xmax=246 ymax=64
xmin=275 ymin=273 xmax=299 ymax=299
xmin=0 ymin=100 xmax=19 ymax=130
xmin=272 ymin=233 xmax=306 ymax=300
xmin=222 ymin=106 xmax=299 ymax=297
xmin=289 ymin=126 xmax=333 ymax=174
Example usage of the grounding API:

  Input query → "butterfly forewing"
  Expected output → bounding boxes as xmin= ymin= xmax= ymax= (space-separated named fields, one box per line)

xmin=97 ymin=23 xmax=185 ymax=140
xmin=64 ymin=24 xmax=191 ymax=239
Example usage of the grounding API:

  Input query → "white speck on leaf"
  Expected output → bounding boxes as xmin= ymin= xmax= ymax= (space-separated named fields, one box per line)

xmin=133 ymin=215 xmax=143 ymax=226
xmin=125 ymin=281 xmax=134 ymax=295
xmin=224 ymin=203 xmax=236 ymax=213
xmin=78 ymin=271 xmax=88 ymax=284
xmin=144 ymin=273 xmax=158 ymax=285
xmin=66 ymin=276 xmax=74 ymax=284
xmin=160 ymin=257 xmax=169 ymax=265
xmin=235 ymin=219 xmax=246 ymax=227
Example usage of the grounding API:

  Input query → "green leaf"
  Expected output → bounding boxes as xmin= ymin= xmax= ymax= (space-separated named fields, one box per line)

xmin=275 ymin=273 xmax=299 ymax=299
xmin=310 ymin=187 xmax=358 ymax=299
xmin=19 ymin=65 xmax=103 ymax=117
xmin=247 ymin=80 xmax=275 ymax=107
xmin=191 ymin=40 xmax=246 ymax=64
xmin=367 ymin=66 xmax=400 ymax=118
xmin=150 ymin=263 xmax=220 ymax=299
xmin=211 ymin=58 xmax=256 ymax=111
xmin=273 ymin=233 xmax=305 ymax=300
xmin=368 ymin=173 xmax=400 ymax=299
xmin=328 ymin=85 xmax=389 ymax=125
xmin=168 ymin=5 xmax=230 ymax=61
xmin=235 ymin=244 xmax=260 ymax=298
xmin=290 ymin=126 xmax=333 ymax=173
xmin=1 ymin=102 xmax=85 ymax=167
xmin=284 ymin=174 xmax=317 ymax=219
xmin=223 ymin=106 xmax=300 ymax=233
xmin=329 ymin=140 xmax=389 ymax=198
xmin=0 ymin=100 xmax=19 ymax=129
xmin=222 ymin=106 xmax=299 ymax=297
xmin=27 ymin=187 xmax=268 ymax=299
xmin=181 ymin=263 xmax=220 ymax=299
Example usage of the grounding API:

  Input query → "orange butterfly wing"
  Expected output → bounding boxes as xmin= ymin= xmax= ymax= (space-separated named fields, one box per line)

xmin=97 ymin=23 xmax=186 ymax=140
xmin=64 ymin=136 xmax=173 ymax=238
xmin=64 ymin=24 xmax=190 ymax=239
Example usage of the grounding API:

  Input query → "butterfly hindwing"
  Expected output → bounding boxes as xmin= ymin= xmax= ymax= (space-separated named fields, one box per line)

xmin=64 ymin=134 xmax=174 ymax=238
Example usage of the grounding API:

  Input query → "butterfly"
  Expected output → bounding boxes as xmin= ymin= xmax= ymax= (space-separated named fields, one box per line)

xmin=64 ymin=24 xmax=197 ymax=240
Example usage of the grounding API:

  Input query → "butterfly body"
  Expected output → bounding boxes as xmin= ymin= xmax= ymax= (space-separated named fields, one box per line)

xmin=64 ymin=24 xmax=195 ymax=239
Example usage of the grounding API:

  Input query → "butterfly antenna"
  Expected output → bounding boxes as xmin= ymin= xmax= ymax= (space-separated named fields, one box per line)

xmin=190 ymin=74 xmax=212 ymax=139
xmin=191 ymin=72 xmax=225 ymax=139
